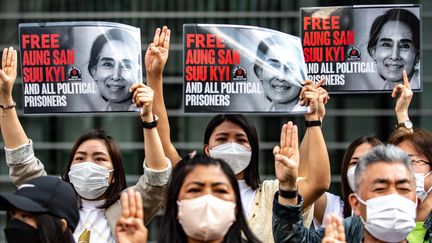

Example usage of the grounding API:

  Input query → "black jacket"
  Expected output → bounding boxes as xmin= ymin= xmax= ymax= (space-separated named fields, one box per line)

xmin=272 ymin=192 xmax=364 ymax=243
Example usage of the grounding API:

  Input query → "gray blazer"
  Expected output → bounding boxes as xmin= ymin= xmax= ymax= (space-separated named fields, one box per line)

xmin=5 ymin=140 xmax=171 ymax=237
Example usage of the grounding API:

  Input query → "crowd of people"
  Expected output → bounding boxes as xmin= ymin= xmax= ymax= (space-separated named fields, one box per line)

xmin=0 ymin=8 xmax=429 ymax=243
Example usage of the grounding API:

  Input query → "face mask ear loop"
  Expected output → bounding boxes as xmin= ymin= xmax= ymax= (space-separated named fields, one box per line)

xmin=426 ymin=185 xmax=432 ymax=195
xmin=107 ymin=169 xmax=115 ymax=185
xmin=415 ymin=195 xmax=420 ymax=208
xmin=354 ymin=194 xmax=368 ymax=223
xmin=423 ymin=171 xmax=432 ymax=194
xmin=355 ymin=194 xmax=367 ymax=205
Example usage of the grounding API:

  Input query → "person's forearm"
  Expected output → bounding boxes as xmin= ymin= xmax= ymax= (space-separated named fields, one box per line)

xmin=313 ymin=194 xmax=328 ymax=226
xmin=395 ymin=110 xmax=413 ymax=132
xmin=273 ymin=193 xmax=325 ymax=243
xmin=279 ymin=182 xmax=299 ymax=206
xmin=147 ymin=73 xmax=181 ymax=166
xmin=396 ymin=109 xmax=410 ymax=123
xmin=299 ymin=111 xmax=320 ymax=178
xmin=143 ymin=130 xmax=166 ymax=170
xmin=299 ymin=126 xmax=330 ymax=208
xmin=142 ymin=110 xmax=167 ymax=170
xmin=298 ymin=129 xmax=309 ymax=177
xmin=0 ymin=101 xmax=29 ymax=148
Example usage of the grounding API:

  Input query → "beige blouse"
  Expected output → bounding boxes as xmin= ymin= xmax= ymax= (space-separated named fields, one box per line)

xmin=247 ymin=179 xmax=314 ymax=243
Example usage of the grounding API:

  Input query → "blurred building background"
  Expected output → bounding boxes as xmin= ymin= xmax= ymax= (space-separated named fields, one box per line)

xmin=0 ymin=0 xmax=429 ymax=241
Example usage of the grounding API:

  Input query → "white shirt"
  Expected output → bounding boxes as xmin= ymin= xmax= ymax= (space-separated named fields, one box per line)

xmin=238 ymin=180 xmax=257 ymax=218
xmin=313 ymin=192 xmax=344 ymax=229
xmin=73 ymin=199 xmax=115 ymax=243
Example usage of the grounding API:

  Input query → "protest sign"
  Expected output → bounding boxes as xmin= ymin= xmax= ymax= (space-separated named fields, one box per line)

xmin=19 ymin=22 xmax=142 ymax=114
xmin=301 ymin=4 xmax=421 ymax=93
xmin=183 ymin=24 xmax=308 ymax=113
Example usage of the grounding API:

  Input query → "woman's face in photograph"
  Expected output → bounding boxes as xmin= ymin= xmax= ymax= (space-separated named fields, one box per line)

xmin=257 ymin=42 xmax=302 ymax=104
xmin=372 ymin=20 xmax=417 ymax=83
xmin=92 ymin=40 xmax=139 ymax=103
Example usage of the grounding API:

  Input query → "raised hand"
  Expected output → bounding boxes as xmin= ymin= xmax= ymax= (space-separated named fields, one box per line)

xmin=144 ymin=26 xmax=171 ymax=78
xmin=130 ymin=83 xmax=154 ymax=119
xmin=0 ymin=47 xmax=18 ymax=103
xmin=322 ymin=214 xmax=346 ymax=243
xmin=274 ymin=121 xmax=299 ymax=190
xmin=300 ymin=79 xmax=329 ymax=121
xmin=392 ymin=69 xmax=413 ymax=123
xmin=116 ymin=189 xmax=148 ymax=243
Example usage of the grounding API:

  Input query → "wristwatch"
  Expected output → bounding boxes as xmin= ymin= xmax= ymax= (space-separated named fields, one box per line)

xmin=139 ymin=115 xmax=159 ymax=129
xmin=279 ymin=188 xmax=298 ymax=199
xmin=305 ymin=120 xmax=322 ymax=127
xmin=396 ymin=120 xmax=413 ymax=130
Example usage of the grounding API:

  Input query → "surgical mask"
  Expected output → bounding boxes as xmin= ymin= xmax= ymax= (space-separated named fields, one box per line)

xmin=4 ymin=218 xmax=40 ymax=243
xmin=356 ymin=193 xmax=416 ymax=242
xmin=68 ymin=162 xmax=113 ymax=199
xmin=415 ymin=171 xmax=432 ymax=201
xmin=209 ymin=142 xmax=252 ymax=174
xmin=346 ymin=165 xmax=356 ymax=191
xmin=177 ymin=194 xmax=236 ymax=241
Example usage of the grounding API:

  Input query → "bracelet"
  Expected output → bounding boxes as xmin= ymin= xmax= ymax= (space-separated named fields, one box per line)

xmin=305 ymin=120 xmax=321 ymax=127
xmin=0 ymin=101 xmax=16 ymax=110
xmin=0 ymin=101 xmax=16 ymax=116
xmin=139 ymin=115 xmax=158 ymax=129
xmin=279 ymin=188 xmax=298 ymax=199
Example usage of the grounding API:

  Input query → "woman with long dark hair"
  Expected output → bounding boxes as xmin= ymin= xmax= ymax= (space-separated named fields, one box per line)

xmin=313 ymin=136 xmax=382 ymax=228
xmin=149 ymin=39 xmax=331 ymax=241
xmin=159 ymin=154 xmax=261 ymax=243
xmin=0 ymin=26 xmax=171 ymax=243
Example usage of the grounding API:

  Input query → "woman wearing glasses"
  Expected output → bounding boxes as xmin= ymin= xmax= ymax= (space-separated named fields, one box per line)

xmin=387 ymin=69 xmax=432 ymax=242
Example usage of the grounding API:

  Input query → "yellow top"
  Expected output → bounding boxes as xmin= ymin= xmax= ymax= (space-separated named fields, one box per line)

xmin=247 ymin=179 xmax=314 ymax=243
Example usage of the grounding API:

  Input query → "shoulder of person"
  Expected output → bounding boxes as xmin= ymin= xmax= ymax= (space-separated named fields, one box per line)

xmin=343 ymin=215 xmax=364 ymax=238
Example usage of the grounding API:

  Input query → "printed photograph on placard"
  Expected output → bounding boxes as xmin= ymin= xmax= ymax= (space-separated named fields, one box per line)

xmin=301 ymin=4 xmax=421 ymax=93
xmin=19 ymin=21 xmax=142 ymax=114
xmin=183 ymin=24 xmax=309 ymax=114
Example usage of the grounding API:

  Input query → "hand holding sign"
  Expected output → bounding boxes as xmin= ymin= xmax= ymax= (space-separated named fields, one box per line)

xmin=130 ymin=83 xmax=154 ymax=120
xmin=300 ymin=79 xmax=328 ymax=121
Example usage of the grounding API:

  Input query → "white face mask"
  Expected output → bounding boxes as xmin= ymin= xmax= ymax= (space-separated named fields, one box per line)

xmin=346 ymin=165 xmax=356 ymax=192
xmin=415 ymin=171 xmax=432 ymax=201
xmin=209 ymin=142 xmax=252 ymax=174
xmin=356 ymin=193 xmax=416 ymax=242
xmin=68 ymin=162 xmax=113 ymax=200
xmin=177 ymin=194 xmax=236 ymax=241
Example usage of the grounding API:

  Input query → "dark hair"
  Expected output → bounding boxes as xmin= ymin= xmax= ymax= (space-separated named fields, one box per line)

xmin=340 ymin=136 xmax=382 ymax=218
xmin=88 ymin=28 xmax=140 ymax=77
xmin=203 ymin=114 xmax=260 ymax=190
xmin=388 ymin=128 xmax=432 ymax=165
xmin=367 ymin=9 xmax=420 ymax=66
xmin=158 ymin=154 xmax=261 ymax=243
xmin=61 ymin=129 xmax=127 ymax=209
xmin=355 ymin=144 xmax=413 ymax=191
xmin=36 ymin=214 xmax=74 ymax=243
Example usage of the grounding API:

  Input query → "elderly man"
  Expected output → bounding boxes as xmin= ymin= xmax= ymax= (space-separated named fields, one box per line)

xmin=272 ymin=144 xmax=417 ymax=243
